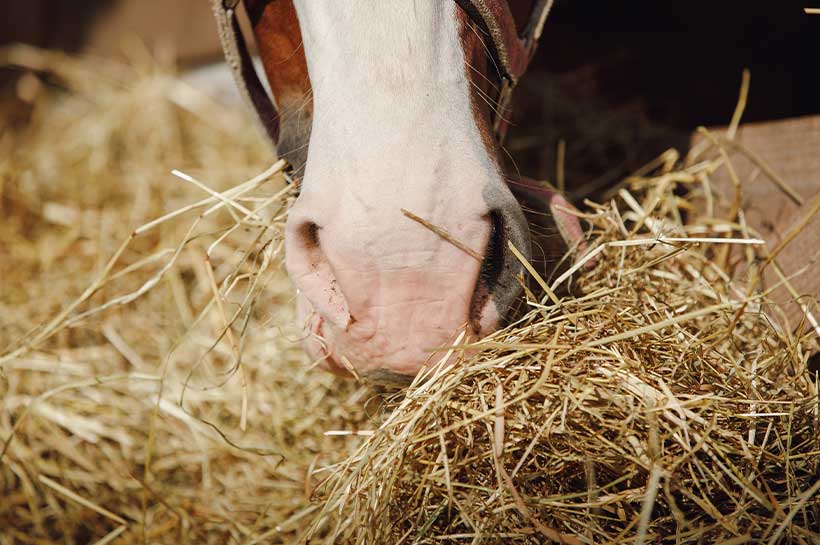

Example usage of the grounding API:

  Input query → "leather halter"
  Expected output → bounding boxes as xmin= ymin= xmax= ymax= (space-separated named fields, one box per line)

xmin=211 ymin=0 xmax=554 ymax=155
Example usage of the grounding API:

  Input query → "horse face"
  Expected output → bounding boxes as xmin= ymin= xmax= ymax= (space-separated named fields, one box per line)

xmin=253 ymin=1 xmax=532 ymax=380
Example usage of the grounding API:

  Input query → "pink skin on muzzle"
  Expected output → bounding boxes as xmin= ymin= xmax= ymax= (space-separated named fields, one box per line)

xmin=287 ymin=199 xmax=494 ymax=378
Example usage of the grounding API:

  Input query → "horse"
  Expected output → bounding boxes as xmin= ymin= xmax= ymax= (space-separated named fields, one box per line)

xmin=212 ymin=0 xmax=589 ymax=382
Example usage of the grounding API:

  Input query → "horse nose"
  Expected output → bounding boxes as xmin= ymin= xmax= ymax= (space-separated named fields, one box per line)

xmin=283 ymin=193 xmax=530 ymax=378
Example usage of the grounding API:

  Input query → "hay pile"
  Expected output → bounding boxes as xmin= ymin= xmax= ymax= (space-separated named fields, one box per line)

xmin=0 ymin=45 xmax=371 ymax=544
xmin=305 ymin=176 xmax=820 ymax=543
xmin=1 ymin=46 xmax=818 ymax=544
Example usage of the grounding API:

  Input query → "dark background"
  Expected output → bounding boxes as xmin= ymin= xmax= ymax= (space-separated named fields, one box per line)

xmin=509 ymin=0 xmax=820 ymax=198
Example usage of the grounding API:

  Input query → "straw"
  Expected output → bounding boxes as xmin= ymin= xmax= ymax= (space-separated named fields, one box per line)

xmin=1 ymin=45 xmax=818 ymax=545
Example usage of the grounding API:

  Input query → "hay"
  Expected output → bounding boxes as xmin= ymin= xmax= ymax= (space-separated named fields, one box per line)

xmin=1 ymin=45 xmax=819 ymax=544
xmin=1 ymin=45 xmax=371 ymax=544
xmin=305 ymin=182 xmax=820 ymax=543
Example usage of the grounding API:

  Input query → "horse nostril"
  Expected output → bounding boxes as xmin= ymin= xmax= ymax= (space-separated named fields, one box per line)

xmin=480 ymin=211 xmax=507 ymax=292
xmin=298 ymin=220 xmax=320 ymax=250
xmin=286 ymin=219 xmax=351 ymax=329
xmin=469 ymin=211 xmax=506 ymax=333
xmin=468 ymin=197 xmax=532 ymax=334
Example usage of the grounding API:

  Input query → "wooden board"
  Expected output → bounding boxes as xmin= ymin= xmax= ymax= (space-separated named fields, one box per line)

xmin=690 ymin=115 xmax=820 ymax=335
xmin=2 ymin=0 xmax=227 ymax=66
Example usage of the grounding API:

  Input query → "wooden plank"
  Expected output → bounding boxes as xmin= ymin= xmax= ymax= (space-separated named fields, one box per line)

xmin=690 ymin=115 xmax=820 ymax=334
xmin=1 ymin=0 xmax=226 ymax=67
xmin=84 ymin=0 xmax=225 ymax=65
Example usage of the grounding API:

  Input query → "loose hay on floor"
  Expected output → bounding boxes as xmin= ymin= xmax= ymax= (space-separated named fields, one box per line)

xmin=1 ymin=46 xmax=818 ymax=545
xmin=0 ymin=45 xmax=373 ymax=545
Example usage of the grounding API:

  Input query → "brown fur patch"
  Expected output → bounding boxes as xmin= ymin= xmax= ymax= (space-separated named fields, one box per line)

xmin=456 ymin=9 xmax=504 ymax=168
xmin=253 ymin=0 xmax=312 ymax=169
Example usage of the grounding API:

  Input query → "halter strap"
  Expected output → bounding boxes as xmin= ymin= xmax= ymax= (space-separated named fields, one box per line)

xmin=211 ymin=0 xmax=279 ymax=148
xmin=210 ymin=0 xmax=553 ymax=150
xmin=454 ymin=0 xmax=554 ymax=138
